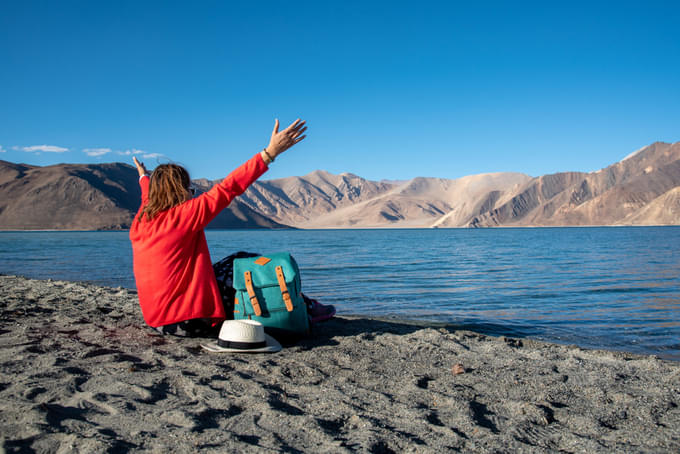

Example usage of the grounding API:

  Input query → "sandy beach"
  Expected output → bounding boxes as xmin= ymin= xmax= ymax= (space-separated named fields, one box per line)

xmin=0 ymin=274 xmax=678 ymax=453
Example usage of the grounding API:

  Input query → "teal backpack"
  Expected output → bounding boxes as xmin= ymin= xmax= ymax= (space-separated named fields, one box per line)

xmin=232 ymin=252 xmax=310 ymax=340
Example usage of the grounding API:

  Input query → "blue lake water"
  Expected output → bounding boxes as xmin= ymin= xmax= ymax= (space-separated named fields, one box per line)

xmin=1 ymin=227 xmax=679 ymax=360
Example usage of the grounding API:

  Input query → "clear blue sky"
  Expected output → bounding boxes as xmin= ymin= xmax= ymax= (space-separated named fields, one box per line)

xmin=1 ymin=1 xmax=679 ymax=181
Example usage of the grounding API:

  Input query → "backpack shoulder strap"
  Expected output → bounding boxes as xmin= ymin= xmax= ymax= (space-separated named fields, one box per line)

xmin=244 ymin=271 xmax=262 ymax=316
xmin=275 ymin=266 xmax=294 ymax=312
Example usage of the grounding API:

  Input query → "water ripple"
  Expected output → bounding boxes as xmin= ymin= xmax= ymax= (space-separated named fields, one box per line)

xmin=0 ymin=227 xmax=679 ymax=360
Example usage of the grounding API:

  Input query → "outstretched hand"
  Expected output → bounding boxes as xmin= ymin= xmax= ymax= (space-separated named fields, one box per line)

xmin=265 ymin=118 xmax=307 ymax=160
xmin=133 ymin=157 xmax=148 ymax=177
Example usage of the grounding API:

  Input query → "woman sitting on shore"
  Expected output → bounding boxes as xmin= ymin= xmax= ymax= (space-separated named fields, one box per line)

xmin=129 ymin=119 xmax=306 ymax=336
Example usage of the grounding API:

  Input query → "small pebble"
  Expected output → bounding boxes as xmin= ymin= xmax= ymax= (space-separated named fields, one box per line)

xmin=452 ymin=363 xmax=465 ymax=375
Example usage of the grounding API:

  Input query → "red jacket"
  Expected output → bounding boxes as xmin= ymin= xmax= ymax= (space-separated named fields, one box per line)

xmin=130 ymin=153 xmax=268 ymax=327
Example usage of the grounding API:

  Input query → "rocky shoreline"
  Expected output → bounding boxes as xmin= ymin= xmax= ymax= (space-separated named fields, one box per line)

xmin=0 ymin=274 xmax=678 ymax=452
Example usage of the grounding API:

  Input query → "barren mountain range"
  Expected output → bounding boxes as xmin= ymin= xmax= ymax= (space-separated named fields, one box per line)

xmin=0 ymin=161 xmax=284 ymax=230
xmin=1 ymin=141 xmax=678 ymax=230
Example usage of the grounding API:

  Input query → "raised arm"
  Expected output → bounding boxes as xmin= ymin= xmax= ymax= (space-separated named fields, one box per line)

xmin=133 ymin=156 xmax=148 ymax=177
xmin=185 ymin=118 xmax=307 ymax=231
xmin=133 ymin=156 xmax=150 ymax=206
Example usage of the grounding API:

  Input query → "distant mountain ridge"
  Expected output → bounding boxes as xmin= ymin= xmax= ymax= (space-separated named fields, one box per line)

xmin=0 ymin=161 xmax=285 ymax=230
xmin=465 ymin=141 xmax=680 ymax=227
xmin=1 ymin=141 xmax=678 ymax=230
xmin=0 ymin=161 xmax=140 ymax=230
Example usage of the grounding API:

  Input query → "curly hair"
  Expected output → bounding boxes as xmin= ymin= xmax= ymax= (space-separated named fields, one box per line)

xmin=139 ymin=164 xmax=192 ymax=221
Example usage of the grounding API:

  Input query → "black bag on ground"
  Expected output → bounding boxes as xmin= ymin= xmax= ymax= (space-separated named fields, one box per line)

xmin=213 ymin=251 xmax=259 ymax=319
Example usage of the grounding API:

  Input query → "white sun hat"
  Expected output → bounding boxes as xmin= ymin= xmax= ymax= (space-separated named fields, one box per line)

xmin=201 ymin=320 xmax=281 ymax=353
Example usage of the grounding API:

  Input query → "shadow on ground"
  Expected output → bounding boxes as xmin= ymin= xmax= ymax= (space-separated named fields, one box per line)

xmin=299 ymin=316 xmax=527 ymax=349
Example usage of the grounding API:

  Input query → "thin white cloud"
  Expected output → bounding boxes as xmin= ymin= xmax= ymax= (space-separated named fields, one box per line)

xmin=0 ymin=145 xmax=5 ymax=153
xmin=117 ymin=148 xmax=163 ymax=159
xmin=117 ymin=148 xmax=146 ymax=156
xmin=83 ymin=147 xmax=113 ymax=157
xmin=22 ymin=145 xmax=69 ymax=153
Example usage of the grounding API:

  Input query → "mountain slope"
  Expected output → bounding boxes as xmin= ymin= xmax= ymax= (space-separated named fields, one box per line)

xmin=1 ymin=140 xmax=678 ymax=230
xmin=0 ymin=161 xmax=142 ymax=230
xmin=236 ymin=170 xmax=396 ymax=225
xmin=618 ymin=186 xmax=680 ymax=225
xmin=467 ymin=142 xmax=680 ymax=227
xmin=294 ymin=172 xmax=532 ymax=228
xmin=0 ymin=161 xmax=286 ymax=230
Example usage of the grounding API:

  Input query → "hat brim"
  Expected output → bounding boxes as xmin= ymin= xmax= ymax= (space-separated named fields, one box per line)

xmin=201 ymin=333 xmax=282 ymax=353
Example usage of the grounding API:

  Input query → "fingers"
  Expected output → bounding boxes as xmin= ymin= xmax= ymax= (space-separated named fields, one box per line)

xmin=284 ymin=118 xmax=301 ymax=130
xmin=284 ymin=118 xmax=304 ymax=133
xmin=292 ymin=126 xmax=307 ymax=139
xmin=283 ymin=123 xmax=306 ymax=148
xmin=285 ymin=121 xmax=306 ymax=142
xmin=133 ymin=156 xmax=140 ymax=166
xmin=268 ymin=118 xmax=307 ymax=155
xmin=272 ymin=118 xmax=280 ymax=136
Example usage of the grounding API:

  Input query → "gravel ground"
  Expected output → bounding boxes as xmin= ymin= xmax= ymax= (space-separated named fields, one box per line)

xmin=1 ymin=274 xmax=678 ymax=453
